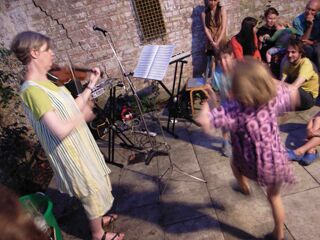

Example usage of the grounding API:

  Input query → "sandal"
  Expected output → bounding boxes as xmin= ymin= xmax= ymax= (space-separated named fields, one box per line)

xmin=300 ymin=151 xmax=319 ymax=166
xmin=264 ymin=233 xmax=285 ymax=240
xmin=101 ymin=232 xmax=124 ymax=240
xmin=287 ymin=149 xmax=303 ymax=161
xmin=101 ymin=214 xmax=118 ymax=228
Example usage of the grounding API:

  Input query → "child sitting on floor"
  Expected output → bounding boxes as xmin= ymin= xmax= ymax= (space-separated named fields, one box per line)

xmin=265 ymin=18 xmax=297 ymax=65
xmin=197 ymin=58 xmax=300 ymax=240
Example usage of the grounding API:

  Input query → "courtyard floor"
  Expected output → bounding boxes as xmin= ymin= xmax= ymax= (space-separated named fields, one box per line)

xmin=48 ymin=104 xmax=320 ymax=240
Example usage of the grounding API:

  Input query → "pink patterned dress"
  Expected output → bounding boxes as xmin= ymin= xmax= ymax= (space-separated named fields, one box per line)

xmin=210 ymin=84 xmax=295 ymax=186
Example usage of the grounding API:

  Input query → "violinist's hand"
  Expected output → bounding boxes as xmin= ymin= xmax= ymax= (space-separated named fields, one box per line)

xmin=88 ymin=67 xmax=101 ymax=88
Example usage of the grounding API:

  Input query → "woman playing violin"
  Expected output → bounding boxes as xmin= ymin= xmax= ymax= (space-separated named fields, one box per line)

xmin=10 ymin=31 xmax=124 ymax=240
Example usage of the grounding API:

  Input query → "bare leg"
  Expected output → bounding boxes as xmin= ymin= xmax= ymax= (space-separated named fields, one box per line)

xmin=230 ymin=161 xmax=250 ymax=195
xmin=267 ymin=184 xmax=285 ymax=240
xmin=266 ymin=51 xmax=272 ymax=64
xmin=90 ymin=217 xmax=124 ymax=240
xmin=222 ymin=130 xmax=228 ymax=141
xmin=294 ymin=137 xmax=320 ymax=155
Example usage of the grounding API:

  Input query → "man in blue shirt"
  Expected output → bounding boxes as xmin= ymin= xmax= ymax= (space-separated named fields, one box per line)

xmin=293 ymin=0 xmax=320 ymax=70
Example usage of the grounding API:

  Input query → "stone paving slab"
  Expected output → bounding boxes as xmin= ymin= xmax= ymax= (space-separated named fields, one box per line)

xmin=158 ymin=170 xmax=209 ymax=225
xmin=164 ymin=213 xmax=224 ymax=240
xmin=210 ymin=182 xmax=273 ymax=239
xmin=113 ymin=204 xmax=164 ymax=240
xmin=284 ymin=187 xmax=320 ymax=240
xmin=304 ymin=159 xmax=320 ymax=183
xmin=195 ymin=153 xmax=234 ymax=191
xmin=56 ymin=106 xmax=320 ymax=240
xmin=282 ymin=162 xmax=319 ymax=196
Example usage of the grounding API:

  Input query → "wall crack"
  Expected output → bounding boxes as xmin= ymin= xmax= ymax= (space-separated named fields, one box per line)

xmin=32 ymin=0 xmax=74 ymax=45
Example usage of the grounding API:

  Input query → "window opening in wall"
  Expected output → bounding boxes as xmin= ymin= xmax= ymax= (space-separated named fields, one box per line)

xmin=132 ymin=0 xmax=166 ymax=41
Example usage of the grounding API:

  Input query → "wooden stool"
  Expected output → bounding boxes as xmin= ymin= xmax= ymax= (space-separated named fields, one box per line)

xmin=186 ymin=77 xmax=211 ymax=116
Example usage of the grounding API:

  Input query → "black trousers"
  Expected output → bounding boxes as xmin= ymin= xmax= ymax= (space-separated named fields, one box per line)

xmin=296 ymin=87 xmax=316 ymax=111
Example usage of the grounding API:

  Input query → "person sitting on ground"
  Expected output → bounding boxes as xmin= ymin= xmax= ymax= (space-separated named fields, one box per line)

xmin=0 ymin=185 xmax=49 ymax=240
xmin=288 ymin=112 xmax=320 ymax=165
xmin=212 ymin=42 xmax=234 ymax=157
xmin=281 ymin=37 xmax=319 ymax=111
xmin=257 ymin=7 xmax=279 ymax=62
xmin=201 ymin=0 xmax=227 ymax=81
xmin=293 ymin=0 xmax=320 ymax=70
xmin=230 ymin=17 xmax=261 ymax=60
xmin=265 ymin=18 xmax=297 ymax=65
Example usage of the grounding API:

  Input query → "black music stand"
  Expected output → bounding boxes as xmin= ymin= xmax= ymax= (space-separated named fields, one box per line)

xmin=158 ymin=52 xmax=191 ymax=138
xmin=94 ymin=29 xmax=169 ymax=166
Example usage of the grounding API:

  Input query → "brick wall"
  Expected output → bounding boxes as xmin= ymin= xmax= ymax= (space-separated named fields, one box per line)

xmin=0 ymin=0 xmax=307 ymax=90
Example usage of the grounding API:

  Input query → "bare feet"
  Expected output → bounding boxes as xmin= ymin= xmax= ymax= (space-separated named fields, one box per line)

xmin=239 ymin=181 xmax=251 ymax=195
xmin=93 ymin=232 xmax=124 ymax=240
xmin=102 ymin=214 xmax=118 ymax=228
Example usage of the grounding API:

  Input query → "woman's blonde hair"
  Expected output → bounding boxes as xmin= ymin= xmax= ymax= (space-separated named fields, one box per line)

xmin=10 ymin=31 xmax=51 ymax=65
xmin=231 ymin=57 xmax=276 ymax=108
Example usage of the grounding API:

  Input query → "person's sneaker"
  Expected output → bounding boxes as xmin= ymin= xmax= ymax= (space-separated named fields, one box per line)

xmin=222 ymin=140 xmax=232 ymax=158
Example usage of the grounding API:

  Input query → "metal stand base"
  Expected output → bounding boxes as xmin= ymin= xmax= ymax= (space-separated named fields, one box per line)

xmin=159 ymin=157 xmax=206 ymax=195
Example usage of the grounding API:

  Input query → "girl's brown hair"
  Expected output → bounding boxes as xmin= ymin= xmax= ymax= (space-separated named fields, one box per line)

xmin=231 ymin=57 xmax=276 ymax=108
xmin=205 ymin=0 xmax=222 ymax=27
xmin=10 ymin=31 xmax=51 ymax=65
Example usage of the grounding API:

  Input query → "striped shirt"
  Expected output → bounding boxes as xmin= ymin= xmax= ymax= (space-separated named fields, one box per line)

xmin=20 ymin=80 xmax=111 ymax=197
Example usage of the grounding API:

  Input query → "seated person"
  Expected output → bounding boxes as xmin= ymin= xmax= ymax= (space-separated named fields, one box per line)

xmin=293 ymin=0 xmax=320 ymax=70
xmin=288 ymin=112 xmax=320 ymax=165
xmin=230 ymin=17 xmax=261 ymax=60
xmin=257 ymin=7 xmax=279 ymax=62
xmin=281 ymin=37 xmax=319 ymax=111
xmin=265 ymin=18 xmax=297 ymax=65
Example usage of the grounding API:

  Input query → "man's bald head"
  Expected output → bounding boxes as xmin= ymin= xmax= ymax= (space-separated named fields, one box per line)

xmin=307 ymin=0 xmax=320 ymax=11
xmin=305 ymin=0 xmax=320 ymax=21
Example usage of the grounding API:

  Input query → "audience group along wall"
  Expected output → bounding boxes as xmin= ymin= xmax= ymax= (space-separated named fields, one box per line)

xmin=0 ymin=0 xmax=306 ymax=89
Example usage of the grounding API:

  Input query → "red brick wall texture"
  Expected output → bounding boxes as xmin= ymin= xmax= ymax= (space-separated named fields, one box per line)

xmin=0 ymin=0 xmax=306 ymax=88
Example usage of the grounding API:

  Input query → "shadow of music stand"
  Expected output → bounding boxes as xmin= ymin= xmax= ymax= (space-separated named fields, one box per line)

xmin=134 ymin=46 xmax=206 ymax=194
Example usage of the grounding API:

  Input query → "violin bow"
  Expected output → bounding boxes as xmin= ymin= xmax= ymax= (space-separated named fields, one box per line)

xmin=65 ymin=50 xmax=83 ymax=95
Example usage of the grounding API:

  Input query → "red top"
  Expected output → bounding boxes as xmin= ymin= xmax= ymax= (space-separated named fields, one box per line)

xmin=230 ymin=35 xmax=261 ymax=60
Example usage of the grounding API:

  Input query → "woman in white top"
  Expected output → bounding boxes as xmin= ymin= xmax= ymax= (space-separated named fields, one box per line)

xmin=11 ymin=31 xmax=124 ymax=240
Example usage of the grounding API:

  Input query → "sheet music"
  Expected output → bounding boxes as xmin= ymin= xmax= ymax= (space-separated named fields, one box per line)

xmin=134 ymin=45 xmax=175 ymax=81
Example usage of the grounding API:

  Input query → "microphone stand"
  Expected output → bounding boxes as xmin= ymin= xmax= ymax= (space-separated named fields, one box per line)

xmin=94 ymin=27 xmax=166 ymax=165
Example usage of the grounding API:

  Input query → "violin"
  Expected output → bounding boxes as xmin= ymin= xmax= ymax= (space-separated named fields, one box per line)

xmin=47 ymin=64 xmax=102 ymax=85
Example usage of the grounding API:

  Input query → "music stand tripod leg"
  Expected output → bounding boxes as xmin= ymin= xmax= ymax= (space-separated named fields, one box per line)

xmin=158 ymin=152 xmax=206 ymax=195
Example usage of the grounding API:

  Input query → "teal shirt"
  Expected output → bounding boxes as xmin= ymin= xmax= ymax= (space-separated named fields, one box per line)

xmin=267 ymin=28 xmax=297 ymax=48
xmin=293 ymin=12 xmax=320 ymax=41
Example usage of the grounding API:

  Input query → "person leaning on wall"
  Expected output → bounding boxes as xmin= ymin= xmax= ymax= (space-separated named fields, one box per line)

xmin=201 ymin=0 xmax=227 ymax=79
